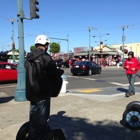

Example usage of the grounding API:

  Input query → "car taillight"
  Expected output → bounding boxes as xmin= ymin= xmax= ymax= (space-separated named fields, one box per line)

xmin=82 ymin=65 xmax=86 ymax=70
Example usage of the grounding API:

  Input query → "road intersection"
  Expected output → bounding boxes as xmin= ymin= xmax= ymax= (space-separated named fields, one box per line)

xmin=0 ymin=67 xmax=140 ymax=100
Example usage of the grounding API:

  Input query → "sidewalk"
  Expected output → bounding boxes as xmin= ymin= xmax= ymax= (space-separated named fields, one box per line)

xmin=1 ymin=91 xmax=140 ymax=140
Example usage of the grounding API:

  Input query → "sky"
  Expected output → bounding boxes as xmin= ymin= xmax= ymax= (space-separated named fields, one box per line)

xmin=1 ymin=0 xmax=140 ymax=53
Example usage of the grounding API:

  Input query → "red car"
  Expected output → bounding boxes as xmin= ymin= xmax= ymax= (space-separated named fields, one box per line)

xmin=0 ymin=62 xmax=17 ymax=82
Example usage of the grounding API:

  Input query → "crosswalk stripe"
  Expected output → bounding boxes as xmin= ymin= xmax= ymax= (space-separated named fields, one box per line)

xmin=66 ymin=75 xmax=140 ymax=86
xmin=110 ymin=82 xmax=140 ymax=86
xmin=81 ymin=78 xmax=96 ymax=80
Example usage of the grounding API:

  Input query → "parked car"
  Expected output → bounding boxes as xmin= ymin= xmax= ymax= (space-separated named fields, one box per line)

xmin=0 ymin=62 xmax=17 ymax=82
xmin=61 ymin=60 xmax=69 ymax=68
xmin=71 ymin=61 xmax=102 ymax=76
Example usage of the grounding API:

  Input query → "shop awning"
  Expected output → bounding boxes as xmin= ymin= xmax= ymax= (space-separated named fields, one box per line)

xmin=94 ymin=51 xmax=119 ymax=55
xmin=7 ymin=51 xmax=19 ymax=55
xmin=74 ymin=52 xmax=89 ymax=56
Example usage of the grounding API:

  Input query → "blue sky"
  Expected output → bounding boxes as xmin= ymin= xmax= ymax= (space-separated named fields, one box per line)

xmin=1 ymin=0 xmax=140 ymax=53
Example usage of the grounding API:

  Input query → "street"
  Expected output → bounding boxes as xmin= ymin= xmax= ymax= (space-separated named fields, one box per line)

xmin=66 ymin=67 xmax=140 ymax=89
xmin=1 ymin=67 xmax=140 ymax=98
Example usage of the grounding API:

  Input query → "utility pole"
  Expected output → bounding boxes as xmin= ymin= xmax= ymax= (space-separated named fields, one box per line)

xmin=58 ymin=42 xmax=61 ymax=53
xmin=11 ymin=18 xmax=15 ymax=63
xmin=122 ymin=26 xmax=125 ymax=65
xmin=67 ymin=34 xmax=69 ymax=59
xmin=88 ymin=27 xmax=92 ymax=61
xmin=14 ymin=0 xmax=26 ymax=101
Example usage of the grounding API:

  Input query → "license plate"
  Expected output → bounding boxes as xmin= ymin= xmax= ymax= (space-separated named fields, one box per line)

xmin=75 ymin=65 xmax=79 ymax=68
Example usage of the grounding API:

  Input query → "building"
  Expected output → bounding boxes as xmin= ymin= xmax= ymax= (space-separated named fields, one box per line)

xmin=112 ymin=42 xmax=140 ymax=57
xmin=94 ymin=42 xmax=140 ymax=57
xmin=73 ymin=45 xmax=119 ymax=59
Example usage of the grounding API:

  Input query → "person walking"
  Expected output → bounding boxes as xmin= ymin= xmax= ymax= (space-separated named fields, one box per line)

xmin=123 ymin=51 xmax=140 ymax=97
xmin=24 ymin=35 xmax=63 ymax=140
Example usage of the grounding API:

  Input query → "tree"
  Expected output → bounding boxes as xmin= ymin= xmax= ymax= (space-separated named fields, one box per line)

xmin=30 ymin=46 xmax=36 ymax=52
xmin=49 ymin=42 xmax=60 ymax=55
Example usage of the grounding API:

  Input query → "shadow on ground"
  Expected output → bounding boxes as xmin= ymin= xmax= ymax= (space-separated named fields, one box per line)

xmin=117 ymin=88 xmax=128 ymax=93
xmin=0 ymin=96 xmax=14 ymax=104
xmin=49 ymin=111 xmax=140 ymax=140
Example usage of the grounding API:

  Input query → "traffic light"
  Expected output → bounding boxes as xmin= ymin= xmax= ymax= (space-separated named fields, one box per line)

xmin=100 ymin=42 xmax=103 ymax=52
xmin=30 ymin=0 xmax=39 ymax=19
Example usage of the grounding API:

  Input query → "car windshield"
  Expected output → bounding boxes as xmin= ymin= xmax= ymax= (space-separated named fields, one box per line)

xmin=75 ymin=61 xmax=89 ymax=65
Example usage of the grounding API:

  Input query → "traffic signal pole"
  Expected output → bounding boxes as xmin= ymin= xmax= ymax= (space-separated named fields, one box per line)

xmin=14 ymin=0 xmax=26 ymax=101
xmin=14 ymin=0 xmax=40 ymax=101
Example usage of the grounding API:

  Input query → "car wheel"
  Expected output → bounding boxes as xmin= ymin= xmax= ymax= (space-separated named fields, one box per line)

xmin=123 ymin=106 xmax=140 ymax=130
xmin=73 ymin=73 xmax=77 ymax=76
xmin=88 ymin=69 xmax=92 ymax=76
xmin=98 ymin=69 xmax=101 ymax=74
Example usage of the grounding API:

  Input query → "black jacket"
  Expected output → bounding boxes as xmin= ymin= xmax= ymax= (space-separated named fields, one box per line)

xmin=25 ymin=48 xmax=60 ymax=102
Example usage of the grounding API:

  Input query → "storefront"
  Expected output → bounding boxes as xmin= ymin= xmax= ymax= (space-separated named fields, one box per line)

xmin=0 ymin=50 xmax=19 ymax=63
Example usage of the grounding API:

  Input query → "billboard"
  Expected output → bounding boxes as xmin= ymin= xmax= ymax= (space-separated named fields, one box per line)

xmin=73 ymin=47 xmax=88 ymax=53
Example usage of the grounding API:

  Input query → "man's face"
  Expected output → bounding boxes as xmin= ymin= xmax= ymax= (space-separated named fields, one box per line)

xmin=128 ymin=55 xmax=132 ymax=59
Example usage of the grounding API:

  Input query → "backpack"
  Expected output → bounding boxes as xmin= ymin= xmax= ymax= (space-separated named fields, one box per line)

xmin=25 ymin=53 xmax=64 ymax=101
xmin=25 ymin=55 xmax=45 ymax=99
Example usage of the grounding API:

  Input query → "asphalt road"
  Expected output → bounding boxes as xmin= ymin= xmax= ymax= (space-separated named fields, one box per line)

xmin=65 ymin=67 xmax=140 ymax=90
xmin=0 ymin=67 xmax=140 ymax=97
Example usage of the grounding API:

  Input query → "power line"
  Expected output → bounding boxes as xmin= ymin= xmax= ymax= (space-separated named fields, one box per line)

xmin=0 ymin=15 xmax=10 ymax=21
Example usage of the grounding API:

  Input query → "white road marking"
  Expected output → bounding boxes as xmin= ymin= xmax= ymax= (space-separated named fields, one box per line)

xmin=67 ymin=75 xmax=140 ymax=86
xmin=109 ymin=82 xmax=125 ymax=86
xmin=134 ymin=82 xmax=140 ymax=85
xmin=110 ymin=82 xmax=140 ymax=86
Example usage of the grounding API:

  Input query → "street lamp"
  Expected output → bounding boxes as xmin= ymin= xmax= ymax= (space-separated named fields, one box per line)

xmin=10 ymin=18 xmax=15 ymax=63
xmin=93 ymin=33 xmax=109 ymax=52
xmin=122 ymin=26 xmax=125 ymax=64
xmin=95 ymin=40 xmax=107 ymax=43
xmin=88 ymin=27 xmax=92 ymax=61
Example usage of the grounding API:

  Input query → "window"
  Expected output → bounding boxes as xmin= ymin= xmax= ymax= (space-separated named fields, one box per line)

xmin=0 ymin=64 xmax=4 ymax=69
xmin=92 ymin=62 xmax=97 ymax=66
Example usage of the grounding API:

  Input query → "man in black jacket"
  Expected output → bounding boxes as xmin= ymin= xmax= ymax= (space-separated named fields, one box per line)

xmin=25 ymin=35 xmax=63 ymax=140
